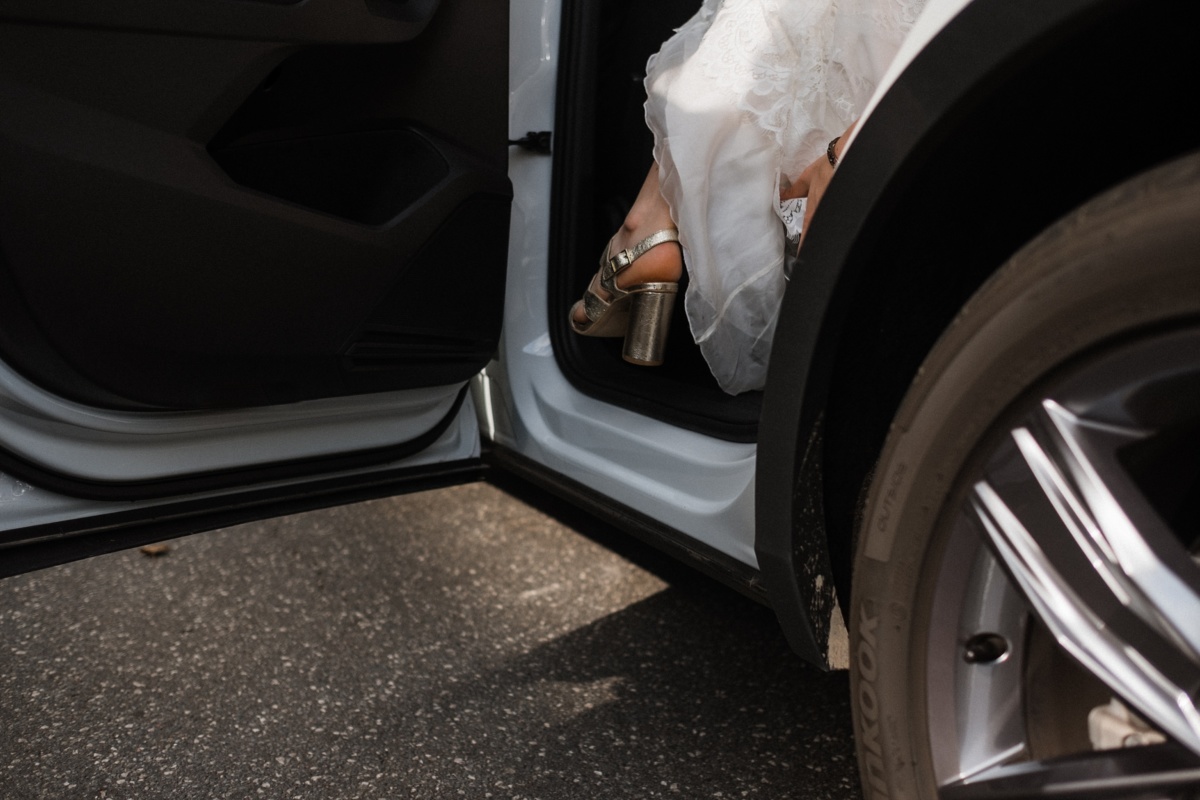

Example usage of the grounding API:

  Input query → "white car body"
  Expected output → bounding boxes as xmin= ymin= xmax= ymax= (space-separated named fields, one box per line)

xmin=486 ymin=0 xmax=975 ymax=571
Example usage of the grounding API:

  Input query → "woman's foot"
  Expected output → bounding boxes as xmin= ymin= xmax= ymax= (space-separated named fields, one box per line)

xmin=571 ymin=167 xmax=683 ymax=327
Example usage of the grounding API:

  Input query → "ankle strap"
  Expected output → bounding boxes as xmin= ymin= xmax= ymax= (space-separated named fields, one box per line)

xmin=601 ymin=229 xmax=679 ymax=282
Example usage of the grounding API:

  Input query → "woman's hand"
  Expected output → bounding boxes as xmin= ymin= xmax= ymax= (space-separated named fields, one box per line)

xmin=781 ymin=121 xmax=856 ymax=249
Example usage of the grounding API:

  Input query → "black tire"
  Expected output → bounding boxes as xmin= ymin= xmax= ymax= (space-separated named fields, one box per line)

xmin=850 ymin=152 xmax=1200 ymax=798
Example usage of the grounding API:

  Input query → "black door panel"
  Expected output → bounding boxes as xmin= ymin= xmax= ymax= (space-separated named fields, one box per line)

xmin=0 ymin=0 xmax=445 ymax=43
xmin=0 ymin=0 xmax=509 ymax=410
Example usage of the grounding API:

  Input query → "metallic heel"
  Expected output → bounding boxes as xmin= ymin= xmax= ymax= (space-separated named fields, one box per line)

xmin=622 ymin=284 xmax=677 ymax=365
xmin=569 ymin=229 xmax=680 ymax=366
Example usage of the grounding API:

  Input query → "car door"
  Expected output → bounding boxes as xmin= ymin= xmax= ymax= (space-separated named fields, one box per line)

xmin=0 ymin=0 xmax=512 ymax=574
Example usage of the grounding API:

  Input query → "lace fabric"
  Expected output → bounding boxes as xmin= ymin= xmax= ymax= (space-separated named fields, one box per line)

xmin=644 ymin=0 xmax=927 ymax=394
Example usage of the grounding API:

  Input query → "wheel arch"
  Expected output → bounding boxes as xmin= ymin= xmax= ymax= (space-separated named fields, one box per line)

xmin=755 ymin=0 xmax=1200 ymax=667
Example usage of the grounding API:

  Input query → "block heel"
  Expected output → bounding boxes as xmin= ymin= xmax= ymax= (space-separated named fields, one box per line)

xmin=622 ymin=284 xmax=677 ymax=365
xmin=569 ymin=229 xmax=681 ymax=366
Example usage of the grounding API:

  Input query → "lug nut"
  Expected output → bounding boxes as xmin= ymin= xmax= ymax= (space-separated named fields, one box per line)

xmin=962 ymin=632 xmax=1009 ymax=664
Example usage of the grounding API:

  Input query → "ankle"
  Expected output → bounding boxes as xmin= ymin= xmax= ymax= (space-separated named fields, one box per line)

xmin=617 ymin=217 xmax=644 ymax=246
xmin=620 ymin=207 xmax=673 ymax=242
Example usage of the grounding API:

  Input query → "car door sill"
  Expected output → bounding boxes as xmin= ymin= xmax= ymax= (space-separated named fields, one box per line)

xmin=0 ymin=385 xmax=471 ymax=502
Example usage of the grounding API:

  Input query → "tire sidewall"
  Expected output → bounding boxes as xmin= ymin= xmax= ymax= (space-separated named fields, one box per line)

xmin=849 ymin=154 xmax=1200 ymax=800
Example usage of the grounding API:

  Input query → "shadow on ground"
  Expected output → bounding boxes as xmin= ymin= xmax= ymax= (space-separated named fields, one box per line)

xmin=0 ymin=481 xmax=858 ymax=799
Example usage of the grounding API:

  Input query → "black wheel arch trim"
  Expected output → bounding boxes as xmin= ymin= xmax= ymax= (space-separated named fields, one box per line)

xmin=754 ymin=0 xmax=1196 ymax=666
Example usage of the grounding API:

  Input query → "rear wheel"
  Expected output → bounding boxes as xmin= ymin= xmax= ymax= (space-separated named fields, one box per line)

xmin=851 ymin=153 xmax=1200 ymax=798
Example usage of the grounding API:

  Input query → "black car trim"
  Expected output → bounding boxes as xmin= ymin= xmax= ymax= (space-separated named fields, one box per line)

xmin=0 ymin=457 xmax=485 ymax=579
xmin=486 ymin=444 xmax=768 ymax=607
xmin=0 ymin=384 xmax=471 ymax=502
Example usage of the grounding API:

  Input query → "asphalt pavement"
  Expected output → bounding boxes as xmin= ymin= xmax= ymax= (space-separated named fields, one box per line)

xmin=1 ymin=479 xmax=860 ymax=799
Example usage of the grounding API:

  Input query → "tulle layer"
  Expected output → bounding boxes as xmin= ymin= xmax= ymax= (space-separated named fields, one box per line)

xmin=644 ymin=0 xmax=925 ymax=394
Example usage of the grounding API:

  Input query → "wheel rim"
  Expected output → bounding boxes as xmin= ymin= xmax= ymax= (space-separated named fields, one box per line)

xmin=924 ymin=325 xmax=1200 ymax=798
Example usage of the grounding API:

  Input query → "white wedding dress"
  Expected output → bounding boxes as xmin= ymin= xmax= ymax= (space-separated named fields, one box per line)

xmin=644 ymin=0 xmax=927 ymax=394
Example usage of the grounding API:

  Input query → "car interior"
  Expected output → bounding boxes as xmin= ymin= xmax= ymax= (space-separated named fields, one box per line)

xmin=0 ymin=0 xmax=766 ymax=468
xmin=548 ymin=0 xmax=764 ymax=444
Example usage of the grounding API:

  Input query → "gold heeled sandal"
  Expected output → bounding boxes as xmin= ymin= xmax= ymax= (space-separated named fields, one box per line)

xmin=569 ymin=229 xmax=680 ymax=366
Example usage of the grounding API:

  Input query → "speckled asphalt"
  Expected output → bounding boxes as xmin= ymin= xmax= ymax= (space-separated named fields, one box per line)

xmin=0 ymin=479 xmax=860 ymax=800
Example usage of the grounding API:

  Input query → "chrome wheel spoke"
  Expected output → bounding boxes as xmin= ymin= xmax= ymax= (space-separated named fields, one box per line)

xmin=1036 ymin=400 xmax=1200 ymax=658
xmin=970 ymin=400 xmax=1200 ymax=755
xmin=939 ymin=743 xmax=1200 ymax=800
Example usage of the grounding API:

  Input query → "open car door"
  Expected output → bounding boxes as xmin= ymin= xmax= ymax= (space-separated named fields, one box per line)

xmin=0 ymin=0 xmax=511 ymax=574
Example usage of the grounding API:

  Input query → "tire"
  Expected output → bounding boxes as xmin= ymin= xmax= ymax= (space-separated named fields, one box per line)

xmin=850 ymin=152 xmax=1200 ymax=799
